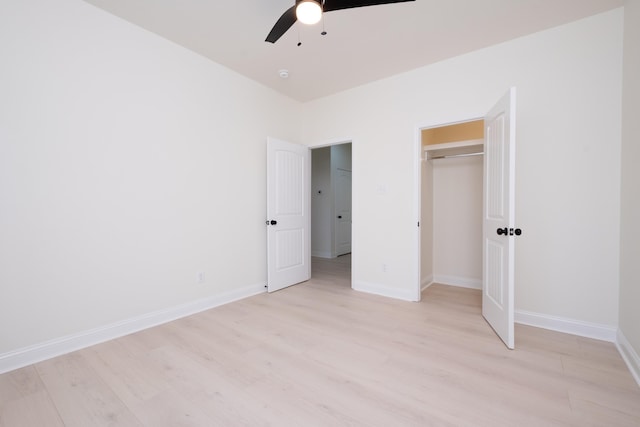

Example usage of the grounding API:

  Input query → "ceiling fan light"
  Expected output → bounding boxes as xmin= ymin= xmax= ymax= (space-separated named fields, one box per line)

xmin=296 ymin=1 xmax=322 ymax=25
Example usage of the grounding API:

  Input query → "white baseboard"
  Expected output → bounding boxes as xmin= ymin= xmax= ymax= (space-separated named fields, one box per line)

xmin=0 ymin=282 xmax=266 ymax=375
xmin=311 ymin=251 xmax=334 ymax=258
xmin=616 ymin=329 xmax=640 ymax=388
xmin=433 ymin=275 xmax=482 ymax=290
xmin=515 ymin=309 xmax=617 ymax=342
xmin=421 ymin=275 xmax=434 ymax=291
xmin=353 ymin=280 xmax=418 ymax=302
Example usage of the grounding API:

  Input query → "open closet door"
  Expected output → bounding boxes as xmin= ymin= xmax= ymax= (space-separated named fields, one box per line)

xmin=482 ymin=88 xmax=517 ymax=349
xmin=266 ymin=137 xmax=311 ymax=292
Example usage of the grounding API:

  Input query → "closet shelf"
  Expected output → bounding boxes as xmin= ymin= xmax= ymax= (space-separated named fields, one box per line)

xmin=424 ymin=138 xmax=483 ymax=160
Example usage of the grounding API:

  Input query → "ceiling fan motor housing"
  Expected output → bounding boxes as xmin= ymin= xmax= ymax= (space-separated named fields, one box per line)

xmin=296 ymin=1 xmax=323 ymax=25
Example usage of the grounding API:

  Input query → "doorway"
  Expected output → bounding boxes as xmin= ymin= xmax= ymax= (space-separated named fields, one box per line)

xmin=414 ymin=88 xmax=518 ymax=349
xmin=420 ymin=120 xmax=485 ymax=293
xmin=311 ymin=142 xmax=352 ymax=283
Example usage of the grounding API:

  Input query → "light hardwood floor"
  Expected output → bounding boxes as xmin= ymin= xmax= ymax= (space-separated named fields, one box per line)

xmin=1 ymin=255 xmax=639 ymax=426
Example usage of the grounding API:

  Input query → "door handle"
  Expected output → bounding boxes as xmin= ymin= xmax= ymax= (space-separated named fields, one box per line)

xmin=337 ymin=215 xmax=342 ymax=219
xmin=497 ymin=227 xmax=522 ymax=236
xmin=265 ymin=220 xmax=277 ymax=225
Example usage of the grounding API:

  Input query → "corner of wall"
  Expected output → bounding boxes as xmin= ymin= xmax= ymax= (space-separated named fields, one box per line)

xmin=618 ymin=0 xmax=640 ymax=387
xmin=353 ymin=280 xmax=418 ymax=302
xmin=617 ymin=328 xmax=640 ymax=388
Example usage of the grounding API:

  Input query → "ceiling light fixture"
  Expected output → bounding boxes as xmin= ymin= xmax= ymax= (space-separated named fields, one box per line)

xmin=296 ymin=0 xmax=322 ymax=25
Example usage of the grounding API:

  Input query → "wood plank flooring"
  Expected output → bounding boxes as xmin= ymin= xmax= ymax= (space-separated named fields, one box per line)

xmin=1 ymin=255 xmax=639 ymax=426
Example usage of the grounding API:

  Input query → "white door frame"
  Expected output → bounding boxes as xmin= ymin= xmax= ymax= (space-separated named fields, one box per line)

xmin=309 ymin=137 xmax=354 ymax=288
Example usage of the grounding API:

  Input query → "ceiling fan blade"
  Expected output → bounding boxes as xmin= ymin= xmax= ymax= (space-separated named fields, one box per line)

xmin=323 ymin=0 xmax=415 ymax=13
xmin=265 ymin=6 xmax=297 ymax=43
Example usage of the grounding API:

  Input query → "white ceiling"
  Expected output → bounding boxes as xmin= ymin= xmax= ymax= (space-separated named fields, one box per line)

xmin=82 ymin=0 xmax=625 ymax=102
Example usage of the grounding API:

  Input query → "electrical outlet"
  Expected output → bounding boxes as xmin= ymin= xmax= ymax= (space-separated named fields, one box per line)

xmin=197 ymin=272 xmax=206 ymax=284
xmin=382 ymin=264 xmax=388 ymax=273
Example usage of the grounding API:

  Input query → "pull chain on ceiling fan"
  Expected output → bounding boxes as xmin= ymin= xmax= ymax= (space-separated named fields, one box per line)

xmin=265 ymin=0 xmax=416 ymax=44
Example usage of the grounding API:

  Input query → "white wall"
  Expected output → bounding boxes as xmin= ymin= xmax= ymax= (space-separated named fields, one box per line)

xmin=331 ymin=144 xmax=352 ymax=257
xmin=311 ymin=147 xmax=333 ymax=257
xmin=331 ymin=144 xmax=352 ymax=172
xmin=303 ymin=9 xmax=624 ymax=323
xmin=0 ymin=0 xmax=629 ymax=370
xmin=0 ymin=0 xmax=301 ymax=357
xmin=432 ymin=156 xmax=483 ymax=288
xmin=420 ymin=156 xmax=434 ymax=289
xmin=619 ymin=0 xmax=640 ymax=376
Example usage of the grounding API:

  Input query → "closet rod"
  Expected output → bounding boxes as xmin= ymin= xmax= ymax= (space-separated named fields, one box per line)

xmin=429 ymin=151 xmax=484 ymax=160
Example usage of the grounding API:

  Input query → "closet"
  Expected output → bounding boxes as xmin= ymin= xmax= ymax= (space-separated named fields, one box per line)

xmin=421 ymin=120 xmax=484 ymax=291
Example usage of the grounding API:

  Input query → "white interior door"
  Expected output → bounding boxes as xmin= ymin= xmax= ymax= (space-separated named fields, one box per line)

xmin=334 ymin=168 xmax=352 ymax=256
xmin=482 ymin=88 xmax=517 ymax=349
xmin=266 ymin=137 xmax=311 ymax=292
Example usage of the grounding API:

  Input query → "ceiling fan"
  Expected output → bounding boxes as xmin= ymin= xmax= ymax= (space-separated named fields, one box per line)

xmin=265 ymin=0 xmax=416 ymax=43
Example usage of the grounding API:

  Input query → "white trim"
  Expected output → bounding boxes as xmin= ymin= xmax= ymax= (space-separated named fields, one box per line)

xmin=616 ymin=329 xmax=640 ymax=388
xmin=421 ymin=275 xmax=434 ymax=291
xmin=414 ymin=126 xmax=423 ymax=302
xmin=515 ymin=309 xmax=617 ymax=342
xmin=432 ymin=275 xmax=482 ymax=290
xmin=0 ymin=283 xmax=266 ymax=374
xmin=353 ymin=280 xmax=418 ymax=302
xmin=307 ymin=136 xmax=353 ymax=149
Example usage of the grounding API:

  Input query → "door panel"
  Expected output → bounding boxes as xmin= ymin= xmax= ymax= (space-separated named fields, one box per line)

xmin=483 ymin=88 xmax=516 ymax=349
xmin=267 ymin=137 xmax=311 ymax=292
xmin=485 ymin=240 xmax=505 ymax=306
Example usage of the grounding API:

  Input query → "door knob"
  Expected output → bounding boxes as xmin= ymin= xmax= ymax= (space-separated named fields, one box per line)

xmin=497 ymin=227 xmax=522 ymax=236
xmin=337 ymin=215 xmax=342 ymax=219
xmin=508 ymin=228 xmax=522 ymax=236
